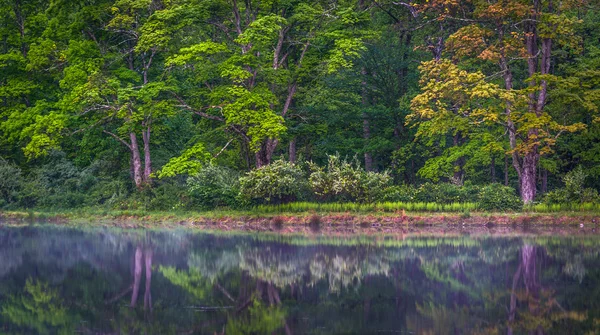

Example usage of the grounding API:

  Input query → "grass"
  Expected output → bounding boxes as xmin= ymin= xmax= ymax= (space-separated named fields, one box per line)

xmin=254 ymin=201 xmax=480 ymax=214
xmin=525 ymin=202 xmax=600 ymax=213
xmin=1 ymin=200 xmax=599 ymax=228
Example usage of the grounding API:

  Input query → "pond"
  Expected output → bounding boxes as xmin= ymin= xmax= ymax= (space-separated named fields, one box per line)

xmin=1 ymin=224 xmax=599 ymax=334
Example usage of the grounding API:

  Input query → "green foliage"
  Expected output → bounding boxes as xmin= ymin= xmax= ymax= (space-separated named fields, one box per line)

xmin=382 ymin=182 xmax=522 ymax=211
xmin=381 ymin=185 xmax=417 ymax=202
xmin=414 ymin=183 xmax=474 ymax=204
xmin=0 ymin=160 xmax=23 ymax=207
xmin=0 ymin=0 xmax=598 ymax=212
xmin=187 ymin=164 xmax=241 ymax=209
xmin=544 ymin=166 xmax=600 ymax=204
xmin=239 ymin=160 xmax=307 ymax=204
xmin=157 ymin=143 xmax=212 ymax=178
xmin=477 ymin=183 xmax=522 ymax=212
xmin=308 ymin=154 xmax=391 ymax=203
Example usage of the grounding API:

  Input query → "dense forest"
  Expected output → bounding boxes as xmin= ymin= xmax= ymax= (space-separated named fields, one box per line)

xmin=1 ymin=0 xmax=599 ymax=211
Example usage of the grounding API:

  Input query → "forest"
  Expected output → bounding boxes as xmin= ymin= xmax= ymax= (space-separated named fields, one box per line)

xmin=1 ymin=0 xmax=599 ymax=212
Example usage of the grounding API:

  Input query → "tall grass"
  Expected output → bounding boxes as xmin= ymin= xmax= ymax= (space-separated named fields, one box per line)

xmin=255 ymin=201 xmax=481 ymax=214
xmin=526 ymin=202 xmax=600 ymax=213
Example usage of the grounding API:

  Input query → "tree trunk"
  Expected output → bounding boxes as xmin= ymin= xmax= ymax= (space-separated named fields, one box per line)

xmin=289 ymin=138 xmax=296 ymax=163
xmin=130 ymin=133 xmax=143 ymax=189
xmin=255 ymin=139 xmax=277 ymax=168
xmin=521 ymin=149 xmax=538 ymax=204
xmin=142 ymin=125 xmax=152 ymax=184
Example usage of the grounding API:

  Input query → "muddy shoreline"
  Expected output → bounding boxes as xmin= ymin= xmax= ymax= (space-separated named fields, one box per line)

xmin=2 ymin=211 xmax=600 ymax=237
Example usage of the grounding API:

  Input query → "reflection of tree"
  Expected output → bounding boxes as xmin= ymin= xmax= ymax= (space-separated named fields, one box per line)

xmin=159 ymin=266 xmax=290 ymax=334
xmin=412 ymin=302 xmax=470 ymax=335
xmin=239 ymin=246 xmax=392 ymax=292
xmin=225 ymin=299 xmax=286 ymax=335
xmin=2 ymin=228 xmax=600 ymax=334
xmin=507 ymin=245 xmax=587 ymax=335
xmin=130 ymin=246 xmax=153 ymax=311
xmin=1 ymin=279 xmax=74 ymax=334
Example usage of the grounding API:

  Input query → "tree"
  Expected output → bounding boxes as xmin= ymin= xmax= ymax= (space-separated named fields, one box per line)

xmin=167 ymin=0 xmax=372 ymax=168
xmin=421 ymin=0 xmax=591 ymax=202
xmin=409 ymin=59 xmax=507 ymax=184
xmin=60 ymin=0 xmax=180 ymax=188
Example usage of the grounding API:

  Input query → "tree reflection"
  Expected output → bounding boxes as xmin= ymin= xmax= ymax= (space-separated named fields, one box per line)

xmin=2 ymin=279 xmax=74 ymax=334
xmin=1 ymin=228 xmax=599 ymax=334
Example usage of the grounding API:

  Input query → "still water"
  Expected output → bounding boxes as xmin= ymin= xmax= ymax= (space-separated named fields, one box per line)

xmin=1 ymin=225 xmax=599 ymax=334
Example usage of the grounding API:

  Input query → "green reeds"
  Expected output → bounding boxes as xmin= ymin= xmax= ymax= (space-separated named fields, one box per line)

xmin=526 ymin=202 xmax=600 ymax=213
xmin=254 ymin=201 xmax=481 ymax=214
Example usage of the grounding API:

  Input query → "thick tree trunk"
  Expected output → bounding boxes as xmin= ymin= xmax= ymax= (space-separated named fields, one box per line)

xmin=129 ymin=133 xmax=144 ymax=189
xmin=255 ymin=139 xmax=277 ymax=168
xmin=521 ymin=149 xmax=538 ymax=204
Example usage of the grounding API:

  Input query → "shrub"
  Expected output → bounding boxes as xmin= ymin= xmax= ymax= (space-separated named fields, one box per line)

xmin=239 ymin=159 xmax=307 ymax=204
xmin=308 ymin=154 xmax=391 ymax=203
xmin=406 ymin=182 xmax=479 ymax=204
xmin=477 ymin=183 xmax=522 ymax=211
xmin=381 ymin=185 xmax=417 ymax=202
xmin=414 ymin=183 xmax=457 ymax=203
xmin=544 ymin=166 xmax=599 ymax=204
xmin=147 ymin=183 xmax=188 ymax=211
xmin=187 ymin=164 xmax=241 ymax=209
xmin=31 ymin=152 xmax=97 ymax=209
xmin=86 ymin=180 xmax=130 ymax=207
xmin=0 ymin=161 xmax=23 ymax=207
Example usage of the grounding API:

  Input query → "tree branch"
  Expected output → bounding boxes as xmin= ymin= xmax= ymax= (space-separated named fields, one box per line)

xmin=103 ymin=130 xmax=131 ymax=150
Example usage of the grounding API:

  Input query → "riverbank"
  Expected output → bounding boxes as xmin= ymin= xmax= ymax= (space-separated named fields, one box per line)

xmin=1 ymin=209 xmax=599 ymax=233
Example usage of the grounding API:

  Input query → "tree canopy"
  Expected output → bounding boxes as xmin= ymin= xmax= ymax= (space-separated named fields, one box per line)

xmin=1 ymin=0 xmax=599 ymax=205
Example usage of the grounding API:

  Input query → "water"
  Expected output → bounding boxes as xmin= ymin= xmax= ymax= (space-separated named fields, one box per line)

xmin=1 ymin=225 xmax=599 ymax=334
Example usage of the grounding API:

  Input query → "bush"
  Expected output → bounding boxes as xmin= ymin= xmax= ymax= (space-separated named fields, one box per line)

xmin=544 ymin=166 xmax=599 ymax=204
xmin=414 ymin=183 xmax=460 ymax=203
xmin=86 ymin=180 xmax=129 ymax=207
xmin=380 ymin=185 xmax=417 ymax=202
xmin=477 ymin=183 xmax=522 ymax=211
xmin=240 ymin=160 xmax=307 ymax=204
xmin=308 ymin=154 xmax=391 ymax=203
xmin=147 ymin=183 xmax=188 ymax=211
xmin=0 ymin=161 xmax=23 ymax=207
xmin=187 ymin=164 xmax=241 ymax=209
xmin=393 ymin=182 xmax=480 ymax=204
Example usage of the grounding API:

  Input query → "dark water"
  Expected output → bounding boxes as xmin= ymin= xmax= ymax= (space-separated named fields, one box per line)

xmin=1 ymin=225 xmax=599 ymax=334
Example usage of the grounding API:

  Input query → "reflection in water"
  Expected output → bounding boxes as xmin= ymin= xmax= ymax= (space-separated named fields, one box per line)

xmin=0 ymin=226 xmax=600 ymax=334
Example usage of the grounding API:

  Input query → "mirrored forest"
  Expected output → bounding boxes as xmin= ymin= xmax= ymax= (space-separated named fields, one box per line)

xmin=1 ymin=226 xmax=600 ymax=334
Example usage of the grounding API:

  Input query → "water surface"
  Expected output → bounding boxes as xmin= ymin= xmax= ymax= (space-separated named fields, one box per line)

xmin=1 ymin=224 xmax=599 ymax=334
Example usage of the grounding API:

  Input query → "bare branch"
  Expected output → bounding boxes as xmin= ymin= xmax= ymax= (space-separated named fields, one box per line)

xmin=103 ymin=130 xmax=131 ymax=150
